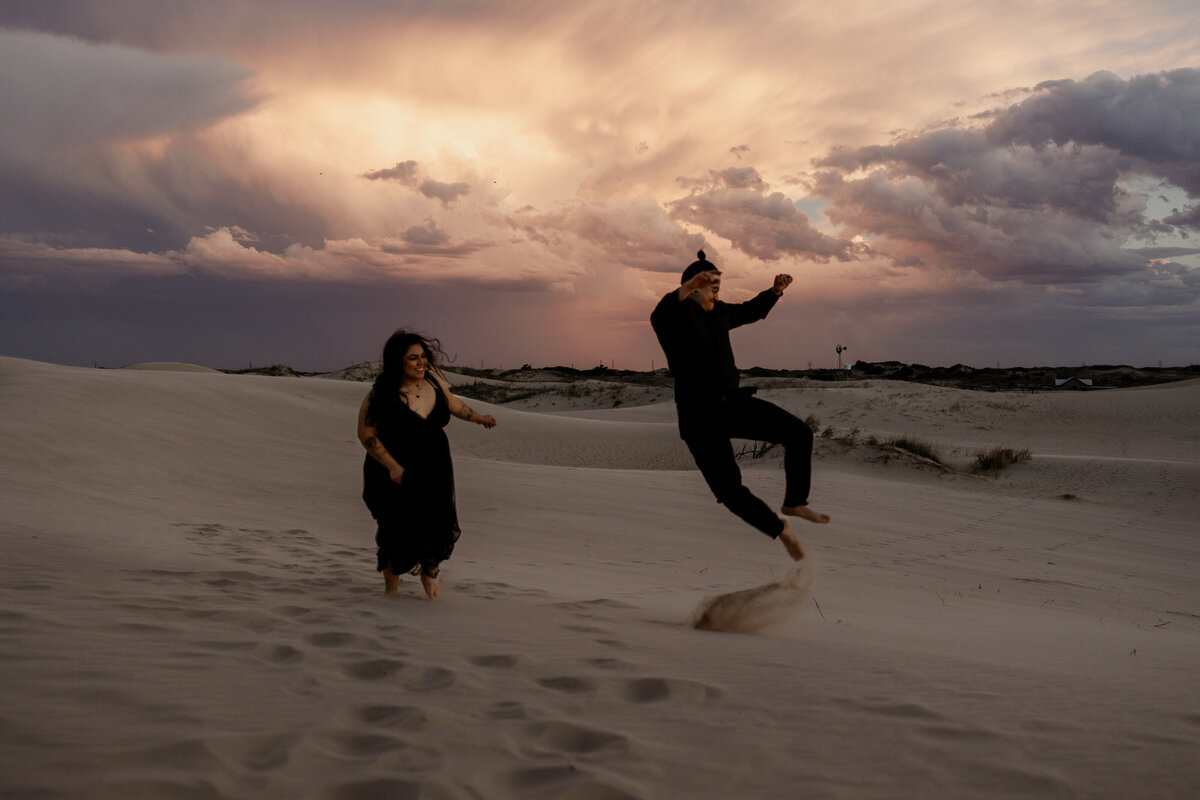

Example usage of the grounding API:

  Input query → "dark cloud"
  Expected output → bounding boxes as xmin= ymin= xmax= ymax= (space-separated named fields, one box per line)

xmin=0 ymin=29 xmax=326 ymax=253
xmin=985 ymin=70 xmax=1200 ymax=199
xmin=397 ymin=220 xmax=456 ymax=250
xmin=669 ymin=167 xmax=856 ymax=263
xmin=0 ymin=136 xmax=330 ymax=253
xmin=362 ymin=160 xmax=420 ymax=185
xmin=813 ymin=69 xmax=1200 ymax=288
xmin=361 ymin=161 xmax=472 ymax=207
xmin=0 ymin=1 xmax=496 ymax=50
xmin=419 ymin=179 xmax=471 ymax=206
xmin=0 ymin=29 xmax=257 ymax=159
xmin=814 ymin=168 xmax=1149 ymax=283
xmin=819 ymin=131 xmax=1131 ymax=223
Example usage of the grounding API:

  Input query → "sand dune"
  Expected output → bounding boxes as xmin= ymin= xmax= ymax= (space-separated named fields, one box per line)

xmin=1 ymin=356 xmax=1198 ymax=799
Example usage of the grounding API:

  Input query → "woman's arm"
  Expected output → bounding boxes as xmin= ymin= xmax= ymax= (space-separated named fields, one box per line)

xmin=357 ymin=392 xmax=406 ymax=483
xmin=431 ymin=372 xmax=497 ymax=429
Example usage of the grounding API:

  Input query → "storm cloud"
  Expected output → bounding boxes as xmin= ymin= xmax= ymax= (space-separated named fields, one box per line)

xmin=1 ymin=3 xmax=1197 ymax=370
xmin=669 ymin=168 xmax=857 ymax=263
xmin=813 ymin=70 xmax=1200 ymax=292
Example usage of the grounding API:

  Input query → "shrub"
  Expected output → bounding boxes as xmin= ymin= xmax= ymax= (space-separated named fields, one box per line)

xmin=971 ymin=447 xmax=1032 ymax=474
xmin=885 ymin=435 xmax=943 ymax=464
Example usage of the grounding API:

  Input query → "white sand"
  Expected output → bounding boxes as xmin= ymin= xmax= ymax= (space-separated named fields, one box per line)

xmin=1 ymin=356 xmax=1198 ymax=799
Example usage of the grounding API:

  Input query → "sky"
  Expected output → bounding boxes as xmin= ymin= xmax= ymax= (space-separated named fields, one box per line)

xmin=2 ymin=0 xmax=1199 ymax=372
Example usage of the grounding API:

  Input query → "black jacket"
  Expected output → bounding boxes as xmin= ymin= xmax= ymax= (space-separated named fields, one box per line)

xmin=651 ymin=288 xmax=779 ymax=434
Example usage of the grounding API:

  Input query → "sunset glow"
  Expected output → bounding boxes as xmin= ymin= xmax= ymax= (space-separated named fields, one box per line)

xmin=1 ymin=2 xmax=1198 ymax=370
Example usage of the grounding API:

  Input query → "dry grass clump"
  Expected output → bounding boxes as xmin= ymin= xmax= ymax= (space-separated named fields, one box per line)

xmin=884 ymin=436 xmax=943 ymax=465
xmin=970 ymin=447 xmax=1032 ymax=474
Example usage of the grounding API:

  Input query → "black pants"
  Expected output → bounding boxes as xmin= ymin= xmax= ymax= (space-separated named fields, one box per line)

xmin=682 ymin=396 xmax=814 ymax=538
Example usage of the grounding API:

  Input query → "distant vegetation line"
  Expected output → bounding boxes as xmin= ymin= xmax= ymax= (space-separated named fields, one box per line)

xmin=223 ymin=360 xmax=1200 ymax=391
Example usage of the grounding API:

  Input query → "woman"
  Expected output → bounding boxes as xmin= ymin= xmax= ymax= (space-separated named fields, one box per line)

xmin=357 ymin=330 xmax=496 ymax=598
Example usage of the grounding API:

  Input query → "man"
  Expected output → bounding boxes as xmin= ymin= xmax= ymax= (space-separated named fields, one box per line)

xmin=651 ymin=250 xmax=829 ymax=561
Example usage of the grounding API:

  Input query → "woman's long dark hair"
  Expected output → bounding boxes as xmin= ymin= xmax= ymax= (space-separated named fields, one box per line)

xmin=365 ymin=329 xmax=448 ymax=427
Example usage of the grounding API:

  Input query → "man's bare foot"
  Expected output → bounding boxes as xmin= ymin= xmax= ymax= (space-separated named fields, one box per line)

xmin=778 ymin=521 xmax=805 ymax=561
xmin=420 ymin=574 xmax=440 ymax=600
xmin=383 ymin=568 xmax=400 ymax=595
xmin=781 ymin=504 xmax=830 ymax=524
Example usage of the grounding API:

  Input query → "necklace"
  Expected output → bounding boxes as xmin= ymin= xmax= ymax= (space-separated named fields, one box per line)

xmin=402 ymin=379 xmax=423 ymax=399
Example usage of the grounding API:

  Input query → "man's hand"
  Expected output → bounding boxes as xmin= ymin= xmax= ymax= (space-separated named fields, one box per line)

xmin=687 ymin=270 xmax=721 ymax=292
xmin=677 ymin=269 xmax=722 ymax=301
xmin=772 ymin=274 xmax=793 ymax=295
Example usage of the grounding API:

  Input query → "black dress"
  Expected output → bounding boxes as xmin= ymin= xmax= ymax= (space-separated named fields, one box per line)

xmin=362 ymin=381 xmax=460 ymax=577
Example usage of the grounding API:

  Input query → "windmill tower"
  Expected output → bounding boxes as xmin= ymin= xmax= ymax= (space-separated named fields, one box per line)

xmin=835 ymin=344 xmax=847 ymax=370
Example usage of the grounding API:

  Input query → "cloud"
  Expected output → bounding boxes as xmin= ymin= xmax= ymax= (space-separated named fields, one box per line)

xmin=2 ymin=4 xmax=1198 ymax=371
xmin=361 ymin=160 xmax=472 ymax=206
xmin=0 ymin=28 xmax=257 ymax=160
xmin=812 ymin=69 xmax=1200 ymax=289
xmin=513 ymin=197 xmax=707 ymax=274
xmin=399 ymin=219 xmax=452 ymax=247
xmin=668 ymin=167 xmax=857 ymax=263
xmin=361 ymin=160 xmax=420 ymax=185
xmin=0 ymin=29 xmax=317 ymax=253
xmin=418 ymin=179 xmax=471 ymax=206
xmin=0 ymin=237 xmax=182 ymax=283
xmin=985 ymin=70 xmax=1200 ymax=199
xmin=179 ymin=228 xmax=506 ymax=282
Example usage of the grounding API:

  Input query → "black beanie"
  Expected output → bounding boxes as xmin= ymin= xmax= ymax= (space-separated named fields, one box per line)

xmin=680 ymin=250 xmax=719 ymax=284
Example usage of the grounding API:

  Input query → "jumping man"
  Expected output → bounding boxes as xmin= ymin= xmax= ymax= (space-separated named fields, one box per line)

xmin=650 ymin=250 xmax=829 ymax=561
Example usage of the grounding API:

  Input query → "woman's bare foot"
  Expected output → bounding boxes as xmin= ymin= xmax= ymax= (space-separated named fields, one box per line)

xmin=420 ymin=573 xmax=440 ymax=600
xmin=383 ymin=568 xmax=400 ymax=595
xmin=778 ymin=521 xmax=805 ymax=561
xmin=781 ymin=504 xmax=830 ymax=524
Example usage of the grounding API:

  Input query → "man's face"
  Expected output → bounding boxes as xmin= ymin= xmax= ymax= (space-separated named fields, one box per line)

xmin=691 ymin=276 xmax=720 ymax=311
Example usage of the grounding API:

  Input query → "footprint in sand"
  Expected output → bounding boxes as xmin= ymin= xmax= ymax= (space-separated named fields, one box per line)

xmin=468 ymin=653 xmax=528 ymax=670
xmin=473 ymin=765 xmax=643 ymax=800
xmin=306 ymin=631 xmax=386 ymax=652
xmin=484 ymin=700 xmax=531 ymax=720
xmin=581 ymin=657 xmax=638 ymax=671
xmin=342 ymin=659 xmax=456 ymax=691
xmin=306 ymin=777 xmax=422 ymax=800
xmin=536 ymin=675 xmax=598 ymax=694
xmin=306 ymin=631 xmax=355 ymax=648
xmin=308 ymin=731 xmax=407 ymax=760
xmin=251 ymin=642 xmax=304 ymax=665
xmin=202 ymin=732 xmax=300 ymax=772
xmin=523 ymin=720 xmax=629 ymax=756
xmin=614 ymin=676 xmax=724 ymax=705
xmin=350 ymin=704 xmax=433 ymax=729
xmin=343 ymin=658 xmax=407 ymax=681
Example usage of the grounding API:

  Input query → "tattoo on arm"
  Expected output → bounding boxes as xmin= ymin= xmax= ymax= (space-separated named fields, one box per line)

xmin=457 ymin=403 xmax=475 ymax=420
xmin=364 ymin=435 xmax=384 ymax=455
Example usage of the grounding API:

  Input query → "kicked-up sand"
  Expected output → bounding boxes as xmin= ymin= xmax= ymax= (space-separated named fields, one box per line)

xmin=1 ymin=356 xmax=1198 ymax=799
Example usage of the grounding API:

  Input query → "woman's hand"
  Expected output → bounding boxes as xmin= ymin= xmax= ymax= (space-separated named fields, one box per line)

xmin=477 ymin=414 xmax=497 ymax=429
xmin=388 ymin=464 xmax=406 ymax=484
